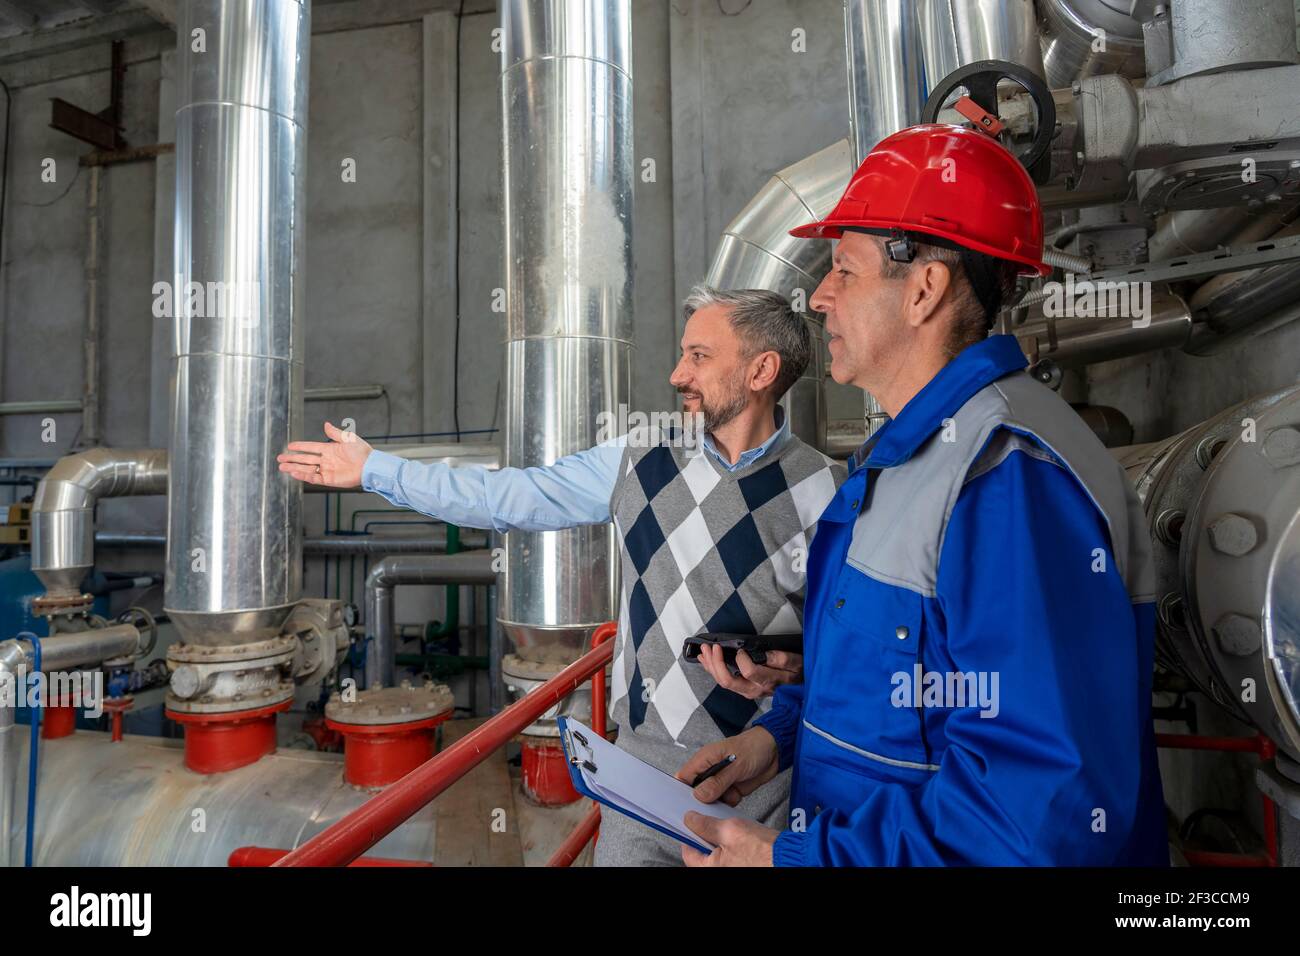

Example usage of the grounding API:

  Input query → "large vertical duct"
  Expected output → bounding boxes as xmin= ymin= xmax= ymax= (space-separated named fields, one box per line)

xmin=499 ymin=0 xmax=633 ymax=656
xmin=166 ymin=0 xmax=309 ymax=646
xmin=841 ymin=0 xmax=1043 ymax=433
xmin=918 ymin=0 xmax=1044 ymax=97
xmin=844 ymin=0 xmax=927 ymax=168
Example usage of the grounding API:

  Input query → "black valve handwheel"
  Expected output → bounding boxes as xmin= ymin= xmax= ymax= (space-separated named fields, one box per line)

xmin=921 ymin=59 xmax=1057 ymax=178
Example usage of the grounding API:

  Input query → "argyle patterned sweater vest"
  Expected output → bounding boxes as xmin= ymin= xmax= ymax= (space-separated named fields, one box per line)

xmin=607 ymin=426 xmax=845 ymax=773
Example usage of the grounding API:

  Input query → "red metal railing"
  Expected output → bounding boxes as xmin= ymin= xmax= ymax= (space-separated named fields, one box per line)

xmin=1155 ymin=732 xmax=1278 ymax=867
xmin=269 ymin=621 xmax=618 ymax=867
xmin=543 ymin=623 xmax=616 ymax=866
xmin=230 ymin=847 xmax=432 ymax=867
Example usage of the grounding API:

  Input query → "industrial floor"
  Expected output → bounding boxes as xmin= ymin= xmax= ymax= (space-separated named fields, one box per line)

xmin=433 ymin=718 xmax=595 ymax=867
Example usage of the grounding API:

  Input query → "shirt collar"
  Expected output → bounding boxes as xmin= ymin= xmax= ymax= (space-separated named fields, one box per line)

xmin=853 ymin=334 xmax=1028 ymax=471
xmin=704 ymin=405 xmax=789 ymax=473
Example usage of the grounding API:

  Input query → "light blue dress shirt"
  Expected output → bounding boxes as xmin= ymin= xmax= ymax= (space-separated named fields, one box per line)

xmin=361 ymin=408 xmax=790 ymax=534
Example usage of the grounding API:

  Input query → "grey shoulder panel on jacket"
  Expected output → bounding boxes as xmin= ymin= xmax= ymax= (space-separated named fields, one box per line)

xmin=845 ymin=371 xmax=1155 ymax=603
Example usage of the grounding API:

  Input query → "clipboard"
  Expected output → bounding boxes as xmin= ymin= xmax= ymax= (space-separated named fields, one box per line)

xmin=558 ymin=716 xmax=741 ymax=855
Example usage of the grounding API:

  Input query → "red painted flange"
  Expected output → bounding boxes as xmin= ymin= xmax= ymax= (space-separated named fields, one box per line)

xmin=41 ymin=696 xmax=77 ymax=739
xmin=325 ymin=711 xmax=453 ymax=788
xmin=520 ymin=737 xmax=580 ymax=806
xmin=166 ymin=699 xmax=292 ymax=774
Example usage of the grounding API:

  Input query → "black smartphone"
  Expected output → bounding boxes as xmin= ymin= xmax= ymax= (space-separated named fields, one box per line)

xmin=681 ymin=633 xmax=803 ymax=677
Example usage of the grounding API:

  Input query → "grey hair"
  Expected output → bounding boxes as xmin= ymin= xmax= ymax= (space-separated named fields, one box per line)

xmin=681 ymin=285 xmax=811 ymax=399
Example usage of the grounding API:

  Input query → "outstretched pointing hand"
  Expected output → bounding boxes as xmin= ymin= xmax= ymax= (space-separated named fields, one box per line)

xmin=277 ymin=421 xmax=374 ymax=489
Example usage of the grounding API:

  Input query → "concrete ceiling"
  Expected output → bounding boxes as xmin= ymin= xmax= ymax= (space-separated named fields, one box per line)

xmin=0 ymin=1 xmax=141 ymax=40
xmin=0 ymin=0 xmax=496 ymax=59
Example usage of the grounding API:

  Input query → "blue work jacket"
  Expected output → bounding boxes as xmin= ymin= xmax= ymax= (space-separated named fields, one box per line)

xmin=754 ymin=335 xmax=1167 ymax=866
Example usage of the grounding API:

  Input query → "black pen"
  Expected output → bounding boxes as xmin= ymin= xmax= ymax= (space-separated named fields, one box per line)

xmin=691 ymin=753 xmax=736 ymax=789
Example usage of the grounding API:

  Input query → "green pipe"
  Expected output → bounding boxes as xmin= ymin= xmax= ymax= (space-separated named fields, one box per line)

xmin=395 ymin=652 xmax=488 ymax=680
xmin=395 ymin=654 xmax=488 ymax=669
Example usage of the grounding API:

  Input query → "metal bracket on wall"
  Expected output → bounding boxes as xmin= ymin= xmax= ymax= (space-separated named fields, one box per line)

xmin=47 ymin=39 xmax=125 ymax=151
xmin=1087 ymin=233 xmax=1300 ymax=286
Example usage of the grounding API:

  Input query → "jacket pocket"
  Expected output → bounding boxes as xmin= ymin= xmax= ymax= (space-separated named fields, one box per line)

xmin=803 ymin=565 xmax=932 ymax=772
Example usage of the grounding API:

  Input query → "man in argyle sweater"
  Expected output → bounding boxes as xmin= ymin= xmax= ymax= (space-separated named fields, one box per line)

xmin=278 ymin=285 xmax=845 ymax=866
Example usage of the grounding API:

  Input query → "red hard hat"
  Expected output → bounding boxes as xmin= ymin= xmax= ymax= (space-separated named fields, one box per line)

xmin=791 ymin=124 xmax=1049 ymax=277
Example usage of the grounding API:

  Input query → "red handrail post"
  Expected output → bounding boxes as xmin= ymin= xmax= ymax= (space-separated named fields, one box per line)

xmin=546 ymin=621 xmax=619 ymax=866
xmin=590 ymin=621 xmax=616 ymax=740
xmin=546 ymin=804 xmax=603 ymax=867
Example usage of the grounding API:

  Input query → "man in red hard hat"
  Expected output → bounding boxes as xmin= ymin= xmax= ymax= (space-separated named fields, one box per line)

xmin=675 ymin=124 xmax=1168 ymax=866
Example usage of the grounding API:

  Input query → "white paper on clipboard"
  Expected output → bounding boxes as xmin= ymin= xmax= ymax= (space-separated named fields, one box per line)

xmin=559 ymin=717 xmax=742 ymax=850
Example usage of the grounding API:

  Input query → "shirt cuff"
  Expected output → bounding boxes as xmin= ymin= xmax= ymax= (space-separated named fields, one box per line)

xmin=752 ymin=705 xmax=799 ymax=771
xmin=361 ymin=448 xmax=404 ymax=495
xmin=772 ymin=828 xmax=811 ymax=867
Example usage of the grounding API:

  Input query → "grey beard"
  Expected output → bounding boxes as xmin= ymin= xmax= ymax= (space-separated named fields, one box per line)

xmin=701 ymin=383 xmax=749 ymax=433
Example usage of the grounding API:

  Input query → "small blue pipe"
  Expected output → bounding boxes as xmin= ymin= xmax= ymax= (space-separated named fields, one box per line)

xmin=19 ymin=631 xmax=41 ymax=867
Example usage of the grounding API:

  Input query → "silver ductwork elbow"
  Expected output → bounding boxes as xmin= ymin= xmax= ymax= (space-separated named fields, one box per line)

xmin=31 ymin=448 xmax=168 ymax=596
xmin=1037 ymin=0 xmax=1146 ymax=89
xmin=706 ymin=140 xmax=856 ymax=450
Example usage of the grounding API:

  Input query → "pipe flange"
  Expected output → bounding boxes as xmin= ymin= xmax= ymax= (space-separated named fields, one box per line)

xmin=165 ymin=679 xmax=294 ymax=715
xmin=166 ymin=639 xmax=296 ymax=715
xmin=1182 ymin=386 xmax=1300 ymax=759
xmin=502 ymin=653 xmax=611 ymax=739
xmin=501 ymin=652 xmax=582 ymax=682
xmin=325 ymin=680 xmax=455 ymax=727
xmin=1137 ymin=152 xmax=1300 ymax=215
xmin=168 ymin=634 xmax=297 ymax=664
xmin=31 ymin=592 xmax=93 ymax=616
xmin=1123 ymin=386 xmax=1297 ymax=720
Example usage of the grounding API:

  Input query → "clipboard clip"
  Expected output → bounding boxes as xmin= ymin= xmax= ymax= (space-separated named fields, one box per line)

xmin=565 ymin=727 xmax=598 ymax=773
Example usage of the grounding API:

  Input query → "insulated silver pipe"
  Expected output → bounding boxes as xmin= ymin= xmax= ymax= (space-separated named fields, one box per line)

xmin=1150 ymin=0 xmax=1297 ymax=85
xmin=303 ymin=385 xmax=386 ymax=402
xmin=499 ymin=0 xmax=632 ymax=656
xmin=364 ymin=552 xmax=497 ymax=689
xmin=845 ymin=0 xmax=926 ymax=166
xmin=0 ymin=642 xmax=21 ymax=866
xmin=31 ymin=448 xmax=168 ymax=595
xmin=97 ymin=531 xmax=491 ymax=555
xmin=1037 ymin=0 xmax=1145 ymax=89
xmin=0 ymin=626 xmax=141 ymax=866
xmin=706 ymin=140 xmax=856 ymax=451
xmin=917 ymin=0 xmax=1043 ymax=93
xmin=1014 ymin=286 xmax=1193 ymax=366
xmin=1186 ymin=223 xmax=1300 ymax=347
xmin=7 ymin=626 xmax=143 ymax=673
xmin=167 ymin=0 xmax=310 ymax=646
xmin=0 ymin=400 xmax=86 ymax=416
xmin=844 ymin=0 xmax=925 ymax=437
xmin=843 ymin=0 xmax=1043 ymax=435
